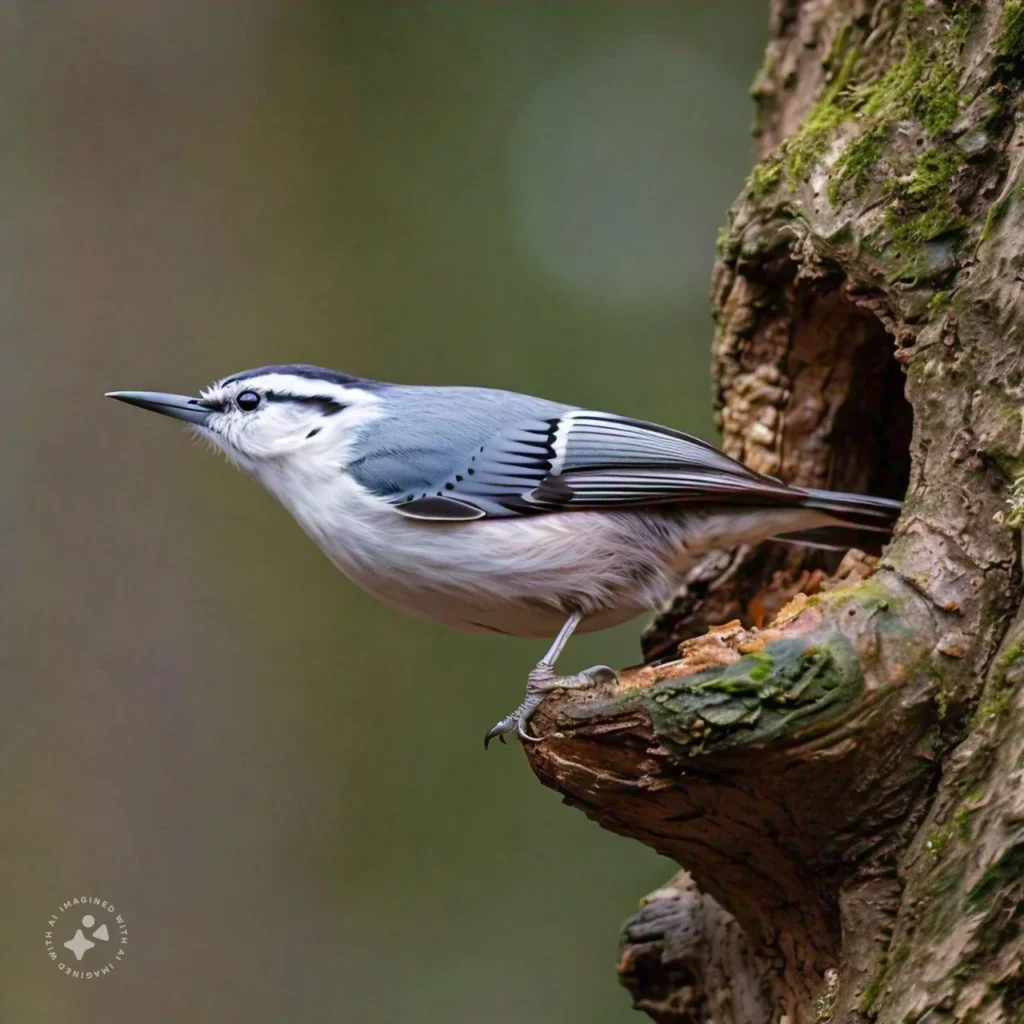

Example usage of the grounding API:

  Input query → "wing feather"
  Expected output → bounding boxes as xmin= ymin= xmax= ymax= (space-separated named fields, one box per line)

xmin=388 ymin=409 xmax=800 ymax=520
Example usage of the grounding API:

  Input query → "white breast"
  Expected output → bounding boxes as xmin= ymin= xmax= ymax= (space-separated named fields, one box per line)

xmin=253 ymin=457 xmax=831 ymax=638
xmin=254 ymin=461 xmax=685 ymax=637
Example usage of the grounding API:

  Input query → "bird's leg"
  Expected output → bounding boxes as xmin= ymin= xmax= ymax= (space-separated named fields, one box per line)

xmin=484 ymin=612 xmax=618 ymax=748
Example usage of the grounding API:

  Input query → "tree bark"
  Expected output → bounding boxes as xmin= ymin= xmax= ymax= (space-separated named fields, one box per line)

xmin=524 ymin=2 xmax=1024 ymax=1021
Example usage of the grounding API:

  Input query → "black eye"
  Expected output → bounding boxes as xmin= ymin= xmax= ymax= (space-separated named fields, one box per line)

xmin=236 ymin=390 xmax=261 ymax=412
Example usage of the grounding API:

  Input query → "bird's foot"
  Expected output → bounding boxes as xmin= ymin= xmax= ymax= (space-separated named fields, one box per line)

xmin=484 ymin=663 xmax=618 ymax=748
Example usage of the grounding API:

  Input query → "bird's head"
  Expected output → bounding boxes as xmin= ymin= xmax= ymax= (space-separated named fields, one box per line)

xmin=107 ymin=364 xmax=384 ymax=482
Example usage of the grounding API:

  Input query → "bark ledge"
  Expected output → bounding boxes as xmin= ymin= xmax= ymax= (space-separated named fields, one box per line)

xmin=525 ymin=2 xmax=1024 ymax=1021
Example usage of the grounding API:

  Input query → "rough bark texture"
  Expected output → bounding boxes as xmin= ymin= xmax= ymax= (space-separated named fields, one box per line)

xmin=524 ymin=2 xmax=1024 ymax=1022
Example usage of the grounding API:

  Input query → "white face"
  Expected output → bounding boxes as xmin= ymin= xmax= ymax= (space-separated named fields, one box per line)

xmin=194 ymin=371 xmax=383 ymax=476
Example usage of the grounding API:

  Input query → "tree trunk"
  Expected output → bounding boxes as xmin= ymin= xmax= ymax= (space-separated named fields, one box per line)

xmin=523 ymin=2 xmax=1024 ymax=1021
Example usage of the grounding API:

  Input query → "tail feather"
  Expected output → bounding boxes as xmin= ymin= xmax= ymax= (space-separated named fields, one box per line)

xmin=775 ymin=487 xmax=902 ymax=555
xmin=798 ymin=487 xmax=902 ymax=533
xmin=775 ymin=525 xmax=891 ymax=555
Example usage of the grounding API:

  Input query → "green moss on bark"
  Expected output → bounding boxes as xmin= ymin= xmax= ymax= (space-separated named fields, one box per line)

xmin=926 ymin=807 xmax=974 ymax=858
xmin=967 ymin=843 xmax=1024 ymax=908
xmin=884 ymin=145 xmax=968 ymax=260
xmin=750 ymin=158 xmax=783 ymax=198
xmin=748 ymin=3 xmax=977 ymax=207
xmin=584 ymin=633 xmax=866 ymax=759
xmin=859 ymin=945 xmax=912 ymax=1013
xmin=971 ymin=643 xmax=1024 ymax=725
xmin=994 ymin=0 xmax=1024 ymax=79
xmin=922 ymin=858 xmax=968 ymax=939
xmin=1007 ymin=475 xmax=1024 ymax=528
xmin=828 ymin=122 xmax=889 ymax=203
xmin=785 ymin=46 xmax=861 ymax=184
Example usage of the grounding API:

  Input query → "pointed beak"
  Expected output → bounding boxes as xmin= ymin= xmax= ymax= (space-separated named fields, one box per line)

xmin=105 ymin=390 xmax=214 ymax=426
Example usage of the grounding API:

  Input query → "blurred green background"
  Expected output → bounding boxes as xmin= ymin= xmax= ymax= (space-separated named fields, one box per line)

xmin=2 ymin=4 xmax=766 ymax=1022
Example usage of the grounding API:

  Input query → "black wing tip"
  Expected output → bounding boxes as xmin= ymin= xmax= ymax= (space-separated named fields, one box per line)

xmin=392 ymin=495 xmax=487 ymax=521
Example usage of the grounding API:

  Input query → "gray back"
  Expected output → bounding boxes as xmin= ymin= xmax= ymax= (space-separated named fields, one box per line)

xmin=349 ymin=384 xmax=572 ymax=499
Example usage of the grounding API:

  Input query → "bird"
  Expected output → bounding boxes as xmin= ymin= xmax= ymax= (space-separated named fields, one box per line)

xmin=107 ymin=364 xmax=901 ymax=746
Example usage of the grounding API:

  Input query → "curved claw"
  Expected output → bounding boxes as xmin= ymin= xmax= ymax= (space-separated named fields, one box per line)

xmin=580 ymin=665 xmax=618 ymax=687
xmin=517 ymin=718 xmax=546 ymax=743
xmin=485 ymin=663 xmax=617 ymax=750
xmin=483 ymin=723 xmax=511 ymax=749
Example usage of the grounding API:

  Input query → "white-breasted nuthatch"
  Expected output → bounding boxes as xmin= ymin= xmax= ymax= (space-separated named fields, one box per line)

xmin=108 ymin=365 xmax=901 ymax=745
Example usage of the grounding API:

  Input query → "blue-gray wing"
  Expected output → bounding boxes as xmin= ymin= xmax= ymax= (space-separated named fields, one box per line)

xmin=346 ymin=384 xmax=568 ymax=519
xmin=380 ymin=409 xmax=802 ymax=521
